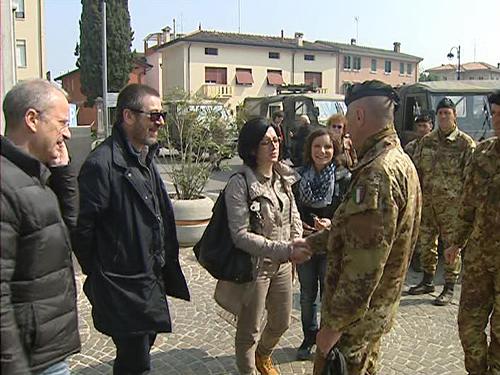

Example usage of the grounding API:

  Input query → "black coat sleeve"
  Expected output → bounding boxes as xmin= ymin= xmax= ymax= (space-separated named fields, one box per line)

xmin=0 ymin=191 xmax=31 ymax=374
xmin=72 ymin=158 xmax=110 ymax=275
xmin=48 ymin=163 xmax=79 ymax=231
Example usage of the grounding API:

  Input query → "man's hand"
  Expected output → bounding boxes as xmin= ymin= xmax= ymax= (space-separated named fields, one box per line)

xmin=290 ymin=238 xmax=312 ymax=264
xmin=50 ymin=140 xmax=70 ymax=167
xmin=444 ymin=245 xmax=461 ymax=264
xmin=314 ymin=217 xmax=331 ymax=231
xmin=316 ymin=327 xmax=342 ymax=357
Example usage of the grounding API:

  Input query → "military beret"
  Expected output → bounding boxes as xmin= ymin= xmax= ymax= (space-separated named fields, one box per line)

xmin=488 ymin=90 xmax=500 ymax=105
xmin=415 ymin=111 xmax=434 ymax=124
xmin=345 ymin=80 xmax=400 ymax=109
xmin=436 ymin=97 xmax=456 ymax=111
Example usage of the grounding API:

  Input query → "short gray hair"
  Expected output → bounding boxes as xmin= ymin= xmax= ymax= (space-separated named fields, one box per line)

xmin=2 ymin=79 xmax=68 ymax=129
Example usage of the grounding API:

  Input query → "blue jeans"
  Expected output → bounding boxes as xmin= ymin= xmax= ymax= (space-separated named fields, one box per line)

xmin=38 ymin=360 xmax=70 ymax=375
xmin=297 ymin=253 xmax=326 ymax=344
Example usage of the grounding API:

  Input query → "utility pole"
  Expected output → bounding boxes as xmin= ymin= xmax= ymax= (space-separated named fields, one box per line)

xmin=101 ymin=0 xmax=109 ymax=136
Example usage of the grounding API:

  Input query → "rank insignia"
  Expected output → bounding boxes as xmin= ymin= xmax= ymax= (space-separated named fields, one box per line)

xmin=354 ymin=185 xmax=365 ymax=204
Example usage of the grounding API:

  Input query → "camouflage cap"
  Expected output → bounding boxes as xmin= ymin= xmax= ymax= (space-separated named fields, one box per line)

xmin=436 ymin=97 xmax=456 ymax=111
xmin=345 ymin=80 xmax=400 ymax=110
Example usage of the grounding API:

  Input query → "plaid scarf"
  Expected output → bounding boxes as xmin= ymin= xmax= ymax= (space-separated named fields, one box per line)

xmin=298 ymin=162 xmax=336 ymax=207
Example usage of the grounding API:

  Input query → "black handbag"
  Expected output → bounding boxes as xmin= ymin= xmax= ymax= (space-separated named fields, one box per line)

xmin=322 ymin=347 xmax=348 ymax=375
xmin=193 ymin=175 xmax=255 ymax=283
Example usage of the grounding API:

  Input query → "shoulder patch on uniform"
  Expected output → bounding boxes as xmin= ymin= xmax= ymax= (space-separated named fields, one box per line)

xmin=353 ymin=185 xmax=366 ymax=204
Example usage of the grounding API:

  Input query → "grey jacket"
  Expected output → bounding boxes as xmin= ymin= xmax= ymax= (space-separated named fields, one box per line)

xmin=224 ymin=163 xmax=303 ymax=264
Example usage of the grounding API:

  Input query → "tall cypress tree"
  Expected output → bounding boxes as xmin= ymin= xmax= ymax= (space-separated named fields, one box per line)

xmin=77 ymin=0 xmax=134 ymax=106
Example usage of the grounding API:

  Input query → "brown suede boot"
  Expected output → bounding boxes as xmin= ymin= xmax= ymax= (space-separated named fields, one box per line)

xmin=255 ymin=352 xmax=280 ymax=375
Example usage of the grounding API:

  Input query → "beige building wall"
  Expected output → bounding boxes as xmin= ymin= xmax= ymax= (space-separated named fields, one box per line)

xmin=144 ymin=50 xmax=162 ymax=95
xmin=14 ymin=0 xmax=45 ymax=81
xmin=162 ymin=44 xmax=185 ymax=95
xmin=163 ymin=42 xmax=337 ymax=109
xmin=338 ymin=52 xmax=417 ymax=92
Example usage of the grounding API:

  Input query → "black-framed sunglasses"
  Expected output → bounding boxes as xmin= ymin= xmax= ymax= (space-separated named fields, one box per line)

xmin=128 ymin=108 xmax=167 ymax=123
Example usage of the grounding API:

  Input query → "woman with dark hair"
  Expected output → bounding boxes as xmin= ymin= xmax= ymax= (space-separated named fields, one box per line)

xmin=293 ymin=128 xmax=351 ymax=360
xmin=222 ymin=117 xmax=310 ymax=375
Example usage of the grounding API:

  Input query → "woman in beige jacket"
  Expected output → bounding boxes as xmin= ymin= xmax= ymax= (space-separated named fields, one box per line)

xmin=223 ymin=117 xmax=309 ymax=375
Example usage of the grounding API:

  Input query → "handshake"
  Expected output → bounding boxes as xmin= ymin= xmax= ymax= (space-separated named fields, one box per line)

xmin=289 ymin=238 xmax=313 ymax=264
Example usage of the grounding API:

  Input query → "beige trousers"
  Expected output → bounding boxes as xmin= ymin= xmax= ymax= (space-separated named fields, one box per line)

xmin=235 ymin=261 xmax=292 ymax=375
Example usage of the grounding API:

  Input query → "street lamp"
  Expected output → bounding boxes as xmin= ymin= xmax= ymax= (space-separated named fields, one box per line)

xmin=447 ymin=45 xmax=461 ymax=80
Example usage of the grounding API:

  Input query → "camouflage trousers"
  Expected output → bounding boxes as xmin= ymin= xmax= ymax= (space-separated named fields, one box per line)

xmin=313 ymin=331 xmax=382 ymax=375
xmin=458 ymin=246 xmax=500 ymax=375
xmin=416 ymin=199 xmax=461 ymax=283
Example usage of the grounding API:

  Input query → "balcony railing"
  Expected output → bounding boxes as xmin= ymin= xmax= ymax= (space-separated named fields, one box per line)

xmin=201 ymin=84 xmax=233 ymax=98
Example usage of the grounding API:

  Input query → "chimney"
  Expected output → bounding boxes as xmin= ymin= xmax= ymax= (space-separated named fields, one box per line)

xmin=162 ymin=26 xmax=171 ymax=44
xmin=294 ymin=32 xmax=304 ymax=47
xmin=393 ymin=42 xmax=401 ymax=53
xmin=497 ymin=63 xmax=500 ymax=69
xmin=281 ymin=29 xmax=284 ymax=40
xmin=350 ymin=38 xmax=356 ymax=45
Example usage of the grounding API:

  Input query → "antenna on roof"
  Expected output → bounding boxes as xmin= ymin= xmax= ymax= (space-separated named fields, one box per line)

xmin=354 ymin=16 xmax=359 ymax=43
xmin=238 ymin=0 xmax=241 ymax=33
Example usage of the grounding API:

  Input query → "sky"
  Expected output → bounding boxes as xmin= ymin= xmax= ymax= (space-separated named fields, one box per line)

xmin=46 ymin=0 xmax=500 ymax=79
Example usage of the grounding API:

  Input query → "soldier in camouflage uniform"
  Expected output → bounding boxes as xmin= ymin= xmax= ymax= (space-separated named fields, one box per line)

xmin=404 ymin=112 xmax=433 ymax=161
xmin=408 ymin=97 xmax=475 ymax=306
xmin=307 ymin=80 xmax=422 ymax=375
xmin=445 ymin=91 xmax=500 ymax=375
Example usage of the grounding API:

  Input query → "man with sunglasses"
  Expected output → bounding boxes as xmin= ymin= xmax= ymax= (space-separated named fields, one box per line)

xmin=1 ymin=79 xmax=80 ymax=374
xmin=73 ymin=84 xmax=190 ymax=374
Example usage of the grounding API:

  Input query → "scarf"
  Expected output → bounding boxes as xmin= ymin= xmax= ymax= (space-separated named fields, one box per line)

xmin=298 ymin=162 xmax=336 ymax=208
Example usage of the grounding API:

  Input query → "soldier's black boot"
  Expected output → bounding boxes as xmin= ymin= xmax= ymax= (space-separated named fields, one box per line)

xmin=408 ymin=272 xmax=435 ymax=295
xmin=433 ymin=283 xmax=455 ymax=306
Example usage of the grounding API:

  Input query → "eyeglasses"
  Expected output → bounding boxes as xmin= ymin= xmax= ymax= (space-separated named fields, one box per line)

xmin=330 ymin=125 xmax=343 ymax=130
xmin=128 ymin=108 xmax=167 ymax=123
xmin=34 ymin=109 xmax=70 ymax=132
xmin=259 ymin=137 xmax=280 ymax=146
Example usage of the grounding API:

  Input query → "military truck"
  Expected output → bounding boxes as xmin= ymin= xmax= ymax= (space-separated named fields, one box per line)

xmin=243 ymin=91 xmax=345 ymax=153
xmin=395 ymin=80 xmax=499 ymax=144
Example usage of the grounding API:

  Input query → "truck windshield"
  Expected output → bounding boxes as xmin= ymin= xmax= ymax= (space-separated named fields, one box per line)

xmin=430 ymin=94 xmax=492 ymax=140
xmin=315 ymin=100 xmax=347 ymax=124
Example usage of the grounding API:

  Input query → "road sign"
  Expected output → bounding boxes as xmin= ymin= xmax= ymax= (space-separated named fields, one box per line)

xmin=106 ymin=92 xmax=119 ymax=107
xmin=69 ymin=104 xmax=78 ymax=127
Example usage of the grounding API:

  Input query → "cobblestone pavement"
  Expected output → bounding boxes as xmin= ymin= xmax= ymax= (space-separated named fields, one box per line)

xmin=69 ymin=159 xmax=466 ymax=374
xmin=69 ymin=251 xmax=466 ymax=375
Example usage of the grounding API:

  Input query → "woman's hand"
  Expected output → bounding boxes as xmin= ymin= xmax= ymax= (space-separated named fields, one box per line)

xmin=314 ymin=217 xmax=331 ymax=231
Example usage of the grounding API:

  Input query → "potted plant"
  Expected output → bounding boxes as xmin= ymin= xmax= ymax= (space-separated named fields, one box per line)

xmin=158 ymin=88 xmax=236 ymax=246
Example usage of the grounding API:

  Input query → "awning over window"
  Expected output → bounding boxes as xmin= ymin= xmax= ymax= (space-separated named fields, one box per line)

xmin=236 ymin=70 xmax=254 ymax=84
xmin=267 ymin=71 xmax=284 ymax=85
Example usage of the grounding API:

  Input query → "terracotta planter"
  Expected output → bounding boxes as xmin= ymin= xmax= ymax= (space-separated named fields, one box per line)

xmin=170 ymin=195 xmax=214 ymax=247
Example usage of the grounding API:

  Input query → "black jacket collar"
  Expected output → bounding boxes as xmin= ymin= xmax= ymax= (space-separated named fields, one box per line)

xmin=111 ymin=124 xmax=159 ymax=168
xmin=0 ymin=136 xmax=50 ymax=184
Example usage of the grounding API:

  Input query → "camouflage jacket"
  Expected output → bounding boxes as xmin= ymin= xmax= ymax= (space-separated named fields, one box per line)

xmin=449 ymin=137 xmax=500 ymax=252
xmin=307 ymin=126 xmax=422 ymax=333
xmin=413 ymin=126 xmax=475 ymax=202
xmin=403 ymin=138 xmax=418 ymax=160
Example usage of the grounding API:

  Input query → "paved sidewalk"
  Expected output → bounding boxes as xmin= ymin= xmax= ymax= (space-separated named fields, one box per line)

xmin=69 ymin=157 xmax=466 ymax=374
xmin=69 ymin=250 xmax=466 ymax=375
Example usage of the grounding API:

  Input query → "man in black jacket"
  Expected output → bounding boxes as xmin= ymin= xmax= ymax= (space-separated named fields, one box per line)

xmin=1 ymin=80 xmax=80 ymax=374
xmin=73 ymin=84 xmax=190 ymax=374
